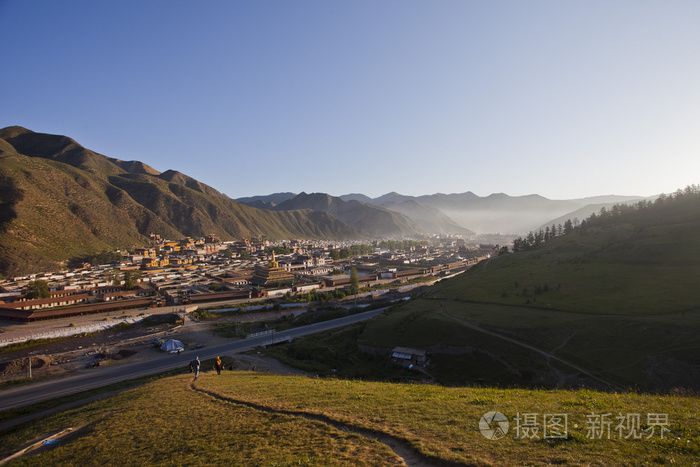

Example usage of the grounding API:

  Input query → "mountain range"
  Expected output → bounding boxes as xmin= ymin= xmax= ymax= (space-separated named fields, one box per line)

xmin=237 ymin=191 xmax=648 ymax=235
xmin=0 ymin=127 xmax=358 ymax=276
xmin=0 ymin=126 xmax=650 ymax=276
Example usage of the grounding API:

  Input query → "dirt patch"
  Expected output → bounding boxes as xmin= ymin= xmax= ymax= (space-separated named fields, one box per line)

xmin=0 ymin=355 xmax=54 ymax=382
xmin=110 ymin=349 xmax=137 ymax=360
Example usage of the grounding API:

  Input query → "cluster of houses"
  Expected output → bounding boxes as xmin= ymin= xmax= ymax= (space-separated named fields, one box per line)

xmin=0 ymin=236 xmax=492 ymax=322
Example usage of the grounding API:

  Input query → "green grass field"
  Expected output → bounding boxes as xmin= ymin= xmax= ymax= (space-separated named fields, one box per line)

xmin=352 ymin=203 xmax=700 ymax=390
xmin=426 ymin=230 xmax=700 ymax=316
xmin=359 ymin=300 xmax=700 ymax=389
xmin=1 ymin=371 xmax=698 ymax=466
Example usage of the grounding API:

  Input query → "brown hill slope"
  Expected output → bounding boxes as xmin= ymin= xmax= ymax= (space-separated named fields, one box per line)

xmin=273 ymin=192 xmax=423 ymax=237
xmin=0 ymin=127 xmax=359 ymax=276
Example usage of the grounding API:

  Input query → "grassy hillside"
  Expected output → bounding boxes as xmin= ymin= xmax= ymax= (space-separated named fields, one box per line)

xmin=0 ymin=127 xmax=360 ymax=276
xmin=428 ymin=222 xmax=700 ymax=316
xmin=0 ymin=152 xmax=169 ymax=275
xmin=358 ymin=301 xmax=700 ymax=390
xmin=356 ymin=188 xmax=700 ymax=390
xmin=1 ymin=372 xmax=698 ymax=465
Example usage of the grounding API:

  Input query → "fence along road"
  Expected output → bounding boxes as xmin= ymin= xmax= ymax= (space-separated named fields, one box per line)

xmin=0 ymin=308 xmax=385 ymax=412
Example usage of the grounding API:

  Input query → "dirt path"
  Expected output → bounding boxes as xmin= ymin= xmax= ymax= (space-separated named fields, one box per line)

xmin=445 ymin=314 xmax=618 ymax=390
xmin=190 ymin=381 xmax=468 ymax=467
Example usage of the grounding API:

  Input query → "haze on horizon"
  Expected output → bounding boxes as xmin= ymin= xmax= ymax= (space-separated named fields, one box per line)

xmin=1 ymin=1 xmax=699 ymax=201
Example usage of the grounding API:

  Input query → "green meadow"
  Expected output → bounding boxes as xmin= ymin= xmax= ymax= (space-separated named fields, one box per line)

xmin=426 ymin=225 xmax=700 ymax=316
xmin=354 ymin=192 xmax=700 ymax=390
xmin=1 ymin=372 xmax=698 ymax=466
xmin=359 ymin=300 xmax=700 ymax=389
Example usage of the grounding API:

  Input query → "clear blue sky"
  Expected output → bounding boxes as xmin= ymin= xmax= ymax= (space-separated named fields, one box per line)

xmin=2 ymin=1 xmax=699 ymax=200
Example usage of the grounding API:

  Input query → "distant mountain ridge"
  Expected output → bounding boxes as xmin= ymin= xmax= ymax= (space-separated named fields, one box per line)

xmin=413 ymin=192 xmax=580 ymax=234
xmin=377 ymin=199 xmax=472 ymax=236
xmin=241 ymin=190 xmax=649 ymax=235
xmin=354 ymin=191 xmax=646 ymax=234
xmin=238 ymin=192 xmax=474 ymax=237
xmin=0 ymin=126 xmax=359 ymax=276
xmin=272 ymin=192 xmax=424 ymax=237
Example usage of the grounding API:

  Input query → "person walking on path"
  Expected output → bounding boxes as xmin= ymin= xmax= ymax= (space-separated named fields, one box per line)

xmin=191 ymin=357 xmax=200 ymax=379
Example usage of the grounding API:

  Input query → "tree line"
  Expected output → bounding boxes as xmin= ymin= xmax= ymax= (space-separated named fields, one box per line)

xmin=327 ymin=240 xmax=429 ymax=260
xmin=375 ymin=239 xmax=429 ymax=251
xmin=511 ymin=219 xmax=577 ymax=252
xmin=511 ymin=185 xmax=700 ymax=253
xmin=329 ymin=244 xmax=374 ymax=260
xmin=69 ymin=250 xmax=124 ymax=268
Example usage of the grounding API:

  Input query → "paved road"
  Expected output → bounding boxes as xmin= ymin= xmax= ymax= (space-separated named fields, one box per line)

xmin=0 ymin=308 xmax=385 ymax=412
